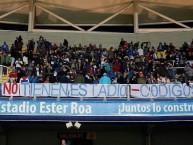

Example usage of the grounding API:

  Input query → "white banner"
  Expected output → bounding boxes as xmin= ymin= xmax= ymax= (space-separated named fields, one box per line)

xmin=2 ymin=83 xmax=20 ymax=96
xmin=130 ymin=83 xmax=193 ymax=98
xmin=2 ymin=83 xmax=193 ymax=98
xmin=2 ymin=83 xmax=129 ymax=98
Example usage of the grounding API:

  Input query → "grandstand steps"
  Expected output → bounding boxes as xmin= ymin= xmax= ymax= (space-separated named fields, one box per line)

xmin=22 ymin=48 xmax=37 ymax=54
xmin=8 ymin=67 xmax=12 ymax=72
xmin=22 ymin=48 xmax=26 ymax=54
xmin=34 ymin=48 xmax=37 ymax=54
xmin=1 ymin=75 xmax=8 ymax=83
xmin=0 ymin=67 xmax=12 ymax=83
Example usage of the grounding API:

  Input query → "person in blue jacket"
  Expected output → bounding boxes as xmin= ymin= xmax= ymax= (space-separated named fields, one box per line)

xmin=1 ymin=42 xmax=9 ymax=53
xmin=99 ymin=73 xmax=111 ymax=84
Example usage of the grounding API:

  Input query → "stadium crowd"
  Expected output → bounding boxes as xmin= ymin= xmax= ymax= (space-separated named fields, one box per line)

xmin=1 ymin=35 xmax=193 ymax=84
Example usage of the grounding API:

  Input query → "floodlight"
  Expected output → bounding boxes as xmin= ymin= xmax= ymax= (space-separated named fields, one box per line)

xmin=66 ymin=121 xmax=73 ymax=129
xmin=74 ymin=121 xmax=81 ymax=129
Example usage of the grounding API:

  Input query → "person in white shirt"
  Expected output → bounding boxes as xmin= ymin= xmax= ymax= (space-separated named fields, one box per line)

xmin=137 ymin=47 xmax=144 ymax=63
xmin=137 ymin=47 xmax=144 ymax=56
xmin=15 ymin=58 xmax=23 ymax=69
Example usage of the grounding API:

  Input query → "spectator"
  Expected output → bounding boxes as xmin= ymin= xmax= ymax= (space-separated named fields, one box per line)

xmin=147 ymin=74 xmax=157 ymax=84
xmin=137 ymin=71 xmax=146 ymax=84
xmin=1 ymin=42 xmax=9 ymax=53
xmin=171 ymin=78 xmax=181 ymax=84
xmin=130 ymin=75 xmax=138 ymax=84
xmin=9 ymin=68 xmax=17 ymax=83
xmin=184 ymin=62 xmax=193 ymax=83
xmin=117 ymin=72 xmax=125 ymax=84
xmin=2 ymin=35 xmax=193 ymax=85
xmin=44 ymin=76 xmax=50 ymax=83
xmin=15 ymin=58 xmax=23 ymax=70
xmin=19 ymin=73 xmax=29 ymax=83
xmin=63 ymin=39 xmax=68 ymax=48
xmin=85 ymin=73 xmax=93 ymax=84
xmin=178 ymin=73 xmax=186 ymax=83
xmin=104 ymin=59 xmax=111 ymax=72
xmin=1 ymin=53 xmax=10 ymax=66
xmin=74 ymin=72 xmax=85 ymax=83
xmin=36 ymin=73 xmax=44 ymax=83
xmin=29 ymin=74 xmax=37 ymax=83
xmin=99 ymin=73 xmax=111 ymax=84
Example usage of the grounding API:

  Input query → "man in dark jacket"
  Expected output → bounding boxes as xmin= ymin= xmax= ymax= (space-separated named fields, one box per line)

xmin=74 ymin=72 xmax=85 ymax=83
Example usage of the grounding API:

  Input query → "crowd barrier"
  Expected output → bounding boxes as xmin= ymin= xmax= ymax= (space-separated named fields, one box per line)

xmin=1 ymin=83 xmax=193 ymax=99
xmin=1 ymin=83 xmax=193 ymax=121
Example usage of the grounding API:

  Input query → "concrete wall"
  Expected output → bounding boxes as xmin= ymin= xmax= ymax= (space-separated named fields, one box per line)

xmin=7 ymin=130 xmax=58 ymax=145
xmin=3 ymin=122 xmax=193 ymax=145
xmin=152 ymin=125 xmax=193 ymax=145
xmin=93 ymin=130 xmax=145 ymax=145
xmin=0 ymin=30 xmax=193 ymax=49
xmin=6 ymin=130 xmax=145 ymax=145
xmin=0 ymin=135 xmax=6 ymax=145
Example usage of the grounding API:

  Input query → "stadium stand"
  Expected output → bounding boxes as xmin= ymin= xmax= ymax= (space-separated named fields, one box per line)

xmin=1 ymin=1 xmax=193 ymax=145
xmin=0 ymin=35 xmax=192 ymax=85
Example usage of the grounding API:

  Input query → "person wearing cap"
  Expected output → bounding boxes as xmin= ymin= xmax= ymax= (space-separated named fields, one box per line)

xmin=99 ymin=73 xmax=111 ymax=84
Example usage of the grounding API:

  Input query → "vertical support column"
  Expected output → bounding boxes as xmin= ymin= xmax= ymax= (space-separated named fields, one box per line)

xmin=0 ymin=65 xmax=3 ymax=83
xmin=133 ymin=0 xmax=139 ymax=33
xmin=0 ymin=125 xmax=6 ymax=145
xmin=127 ymin=84 xmax=130 ymax=101
xmin=6 ymin=66 xmax=8 ymax=81
xmin=0 ymin=136 xmax=6 ymax=145
xmin=146 ymin=125 xmax=154 ymax=145
xmin=28 ymin=0 xmax=35 ymax=32
xmin=146 ymin=129 xmax=151 ymax=145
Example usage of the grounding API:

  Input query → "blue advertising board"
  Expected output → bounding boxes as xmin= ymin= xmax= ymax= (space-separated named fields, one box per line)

xmin=1 ymin=99 xmax=193 ymax=121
